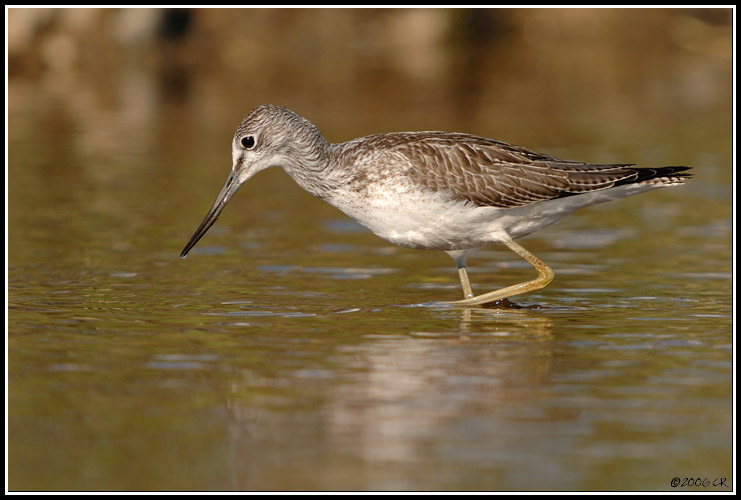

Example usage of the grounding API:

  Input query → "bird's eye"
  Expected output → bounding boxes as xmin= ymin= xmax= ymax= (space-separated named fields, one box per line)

xmin=241 ymin=136 xmax=255 ymax=149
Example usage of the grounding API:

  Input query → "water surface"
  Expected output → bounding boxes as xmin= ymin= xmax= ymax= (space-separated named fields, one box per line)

xmin=8 ymin=8 xmax=733 ymax=492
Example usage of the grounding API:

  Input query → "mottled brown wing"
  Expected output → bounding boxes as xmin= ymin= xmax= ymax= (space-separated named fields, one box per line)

xmin=388 ymin=132 xmax=654 ymax=208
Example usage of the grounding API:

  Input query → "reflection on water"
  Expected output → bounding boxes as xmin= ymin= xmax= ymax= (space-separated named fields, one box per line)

xmin=8 ymin=7 xmax=732 ymax=492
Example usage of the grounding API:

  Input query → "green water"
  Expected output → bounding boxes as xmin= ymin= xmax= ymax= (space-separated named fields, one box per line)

xmin=8 ymin=8 xmax=733 ymax=492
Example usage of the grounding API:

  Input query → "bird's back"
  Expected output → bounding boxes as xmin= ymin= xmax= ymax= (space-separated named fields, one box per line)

xmin=344 ymin=131 xmax=691 ymax=209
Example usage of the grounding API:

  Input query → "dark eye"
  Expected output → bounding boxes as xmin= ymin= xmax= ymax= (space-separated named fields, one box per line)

xmin=241 ymin=135 xmax=255 ymax=149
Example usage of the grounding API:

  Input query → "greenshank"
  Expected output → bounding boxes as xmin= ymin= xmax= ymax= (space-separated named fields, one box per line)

xmin=181 ymin=104 xmax=691 ymax=306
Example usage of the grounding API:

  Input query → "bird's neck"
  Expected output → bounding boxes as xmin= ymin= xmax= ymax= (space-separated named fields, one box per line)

xmin=281 ymin=134 xmax=344 ymax=201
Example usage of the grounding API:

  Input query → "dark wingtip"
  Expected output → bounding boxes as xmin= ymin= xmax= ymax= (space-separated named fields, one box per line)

xmin=658 ymin=165 xmax=693 ymax=177
xmin=626 ymin=165 xmax=693 ymax=185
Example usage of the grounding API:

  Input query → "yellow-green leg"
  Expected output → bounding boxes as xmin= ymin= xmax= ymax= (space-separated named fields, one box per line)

xmin=446 ymin=239 xmax=555 ymax=306
xmin=457 ymin=266 xmax=474 ymax=299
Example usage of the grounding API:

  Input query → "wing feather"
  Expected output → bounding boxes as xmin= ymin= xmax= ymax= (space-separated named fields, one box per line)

xmin=361 ymin=132 xmax=691 ymax=208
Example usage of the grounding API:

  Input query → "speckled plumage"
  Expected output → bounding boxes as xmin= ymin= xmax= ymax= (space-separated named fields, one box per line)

xmin=181 ymin=104 xmax=691 ymax=305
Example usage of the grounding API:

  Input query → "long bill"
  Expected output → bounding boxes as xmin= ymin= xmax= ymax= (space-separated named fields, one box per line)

xmin=180 ymin=171 xmax=241 ymax=258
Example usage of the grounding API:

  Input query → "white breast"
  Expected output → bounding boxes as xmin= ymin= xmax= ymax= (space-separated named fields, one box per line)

xmin=323 ymin=176 xmax=665 ymax=251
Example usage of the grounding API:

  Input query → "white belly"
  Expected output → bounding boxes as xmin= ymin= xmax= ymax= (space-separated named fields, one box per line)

xmin=325 ymin=183 xmax=562 ymax=251
xmin=323 ymin=178 xmax=663 ymax=251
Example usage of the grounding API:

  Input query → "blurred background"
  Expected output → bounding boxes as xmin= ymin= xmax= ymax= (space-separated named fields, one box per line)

xmin=7 ymin=7 xmax=733 ymax=492
xmin=8 ymin=8 xmax=732 ymax=135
